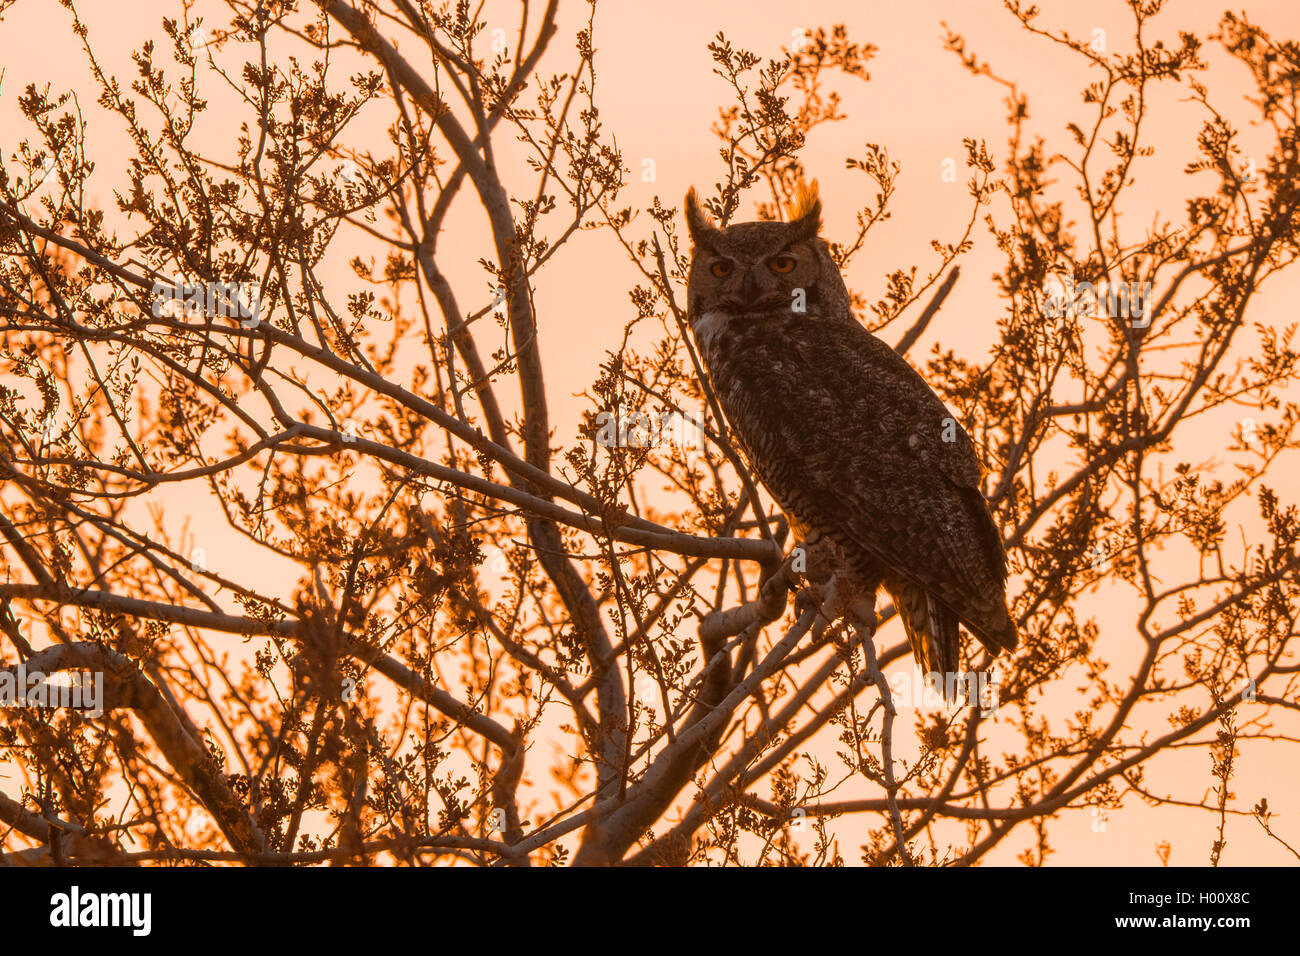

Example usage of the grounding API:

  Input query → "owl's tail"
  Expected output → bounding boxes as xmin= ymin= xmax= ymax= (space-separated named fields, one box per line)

xmin=890 ymin=580 xmax=959 ymax=699
xmin=888 ymin=580 xmax=1018 ymax=704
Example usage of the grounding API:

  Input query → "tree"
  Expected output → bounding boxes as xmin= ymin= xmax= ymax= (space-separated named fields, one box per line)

xmin=1 ymin=0 xmax=1297 ymax=866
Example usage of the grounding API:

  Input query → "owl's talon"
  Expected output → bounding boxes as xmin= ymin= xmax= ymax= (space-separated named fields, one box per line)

xmin=794 ymin=581 xmax=825 ymax=618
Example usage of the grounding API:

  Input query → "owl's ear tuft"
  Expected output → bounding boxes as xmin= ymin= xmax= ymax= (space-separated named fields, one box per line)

xmin=684 ymin=187 xmax=720 ymax=249
xmin=787 ymin=179 xmax=822 ymax=241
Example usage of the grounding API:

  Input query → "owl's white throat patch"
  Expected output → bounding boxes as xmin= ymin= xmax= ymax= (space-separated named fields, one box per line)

xmin=692 ymin=310 xmax=730 ymax=354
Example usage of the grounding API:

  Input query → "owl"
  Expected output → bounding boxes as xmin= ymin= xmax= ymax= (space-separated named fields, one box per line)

xmin=683 ymin=182 xmax=1018 ymax=688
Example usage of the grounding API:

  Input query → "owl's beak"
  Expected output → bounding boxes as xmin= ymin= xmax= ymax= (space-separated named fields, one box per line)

xmin=718 ymin=292 xmax=786 ymax=313
xmin=717 ymin=271 xmax=783 ymax=313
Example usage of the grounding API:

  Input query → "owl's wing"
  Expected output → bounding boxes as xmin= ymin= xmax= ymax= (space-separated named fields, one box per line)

xmin=739 ymin=320 xmax=1016 ymax=653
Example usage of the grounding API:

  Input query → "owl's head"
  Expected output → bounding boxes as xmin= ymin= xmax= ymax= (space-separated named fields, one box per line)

xmin=683 ymin=181 xmax=848 ymax=327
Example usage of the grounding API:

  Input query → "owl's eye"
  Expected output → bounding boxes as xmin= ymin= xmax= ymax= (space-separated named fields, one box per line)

xmin=709 ymin=259 xmax=734 ymax=278
xmin=768 ymin=255 xmax=797 ymax=274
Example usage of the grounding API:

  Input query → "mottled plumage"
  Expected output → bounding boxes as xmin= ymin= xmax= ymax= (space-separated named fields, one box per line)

xmin=684 ymin=183 xmax=1017 ymax=684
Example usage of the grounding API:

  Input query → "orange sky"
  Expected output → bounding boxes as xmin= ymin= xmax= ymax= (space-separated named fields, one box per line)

xmin=2 ymin=0 xmax=1298 ymax=864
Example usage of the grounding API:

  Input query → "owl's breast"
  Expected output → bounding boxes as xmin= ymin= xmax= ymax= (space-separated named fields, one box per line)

xmin=694 ymin=312 xmax=824 ymax=504
xmin=691 ymin=310 xmax=732 ymax=359
xmin=694 ymin=310 xmax=803 ymax=391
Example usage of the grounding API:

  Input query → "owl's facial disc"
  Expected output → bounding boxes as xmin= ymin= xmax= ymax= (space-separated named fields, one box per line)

xmin=698 ymin=245 xmax=813 ymax=316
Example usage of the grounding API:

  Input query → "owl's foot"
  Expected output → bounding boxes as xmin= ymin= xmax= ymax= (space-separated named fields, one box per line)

xmin=846 ymin=593 xmax=877 ymax=642
xmin=802 ymin=566 xmax=878 ymax=646
xmin=808 ymin=576 xmax=851 ymax=642
xmin=794 ymin=580 xmax=827 ymax=619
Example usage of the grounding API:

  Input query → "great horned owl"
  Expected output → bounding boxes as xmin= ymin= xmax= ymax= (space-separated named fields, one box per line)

xmin=683 ymin=182 xmax=1018 ymax=684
